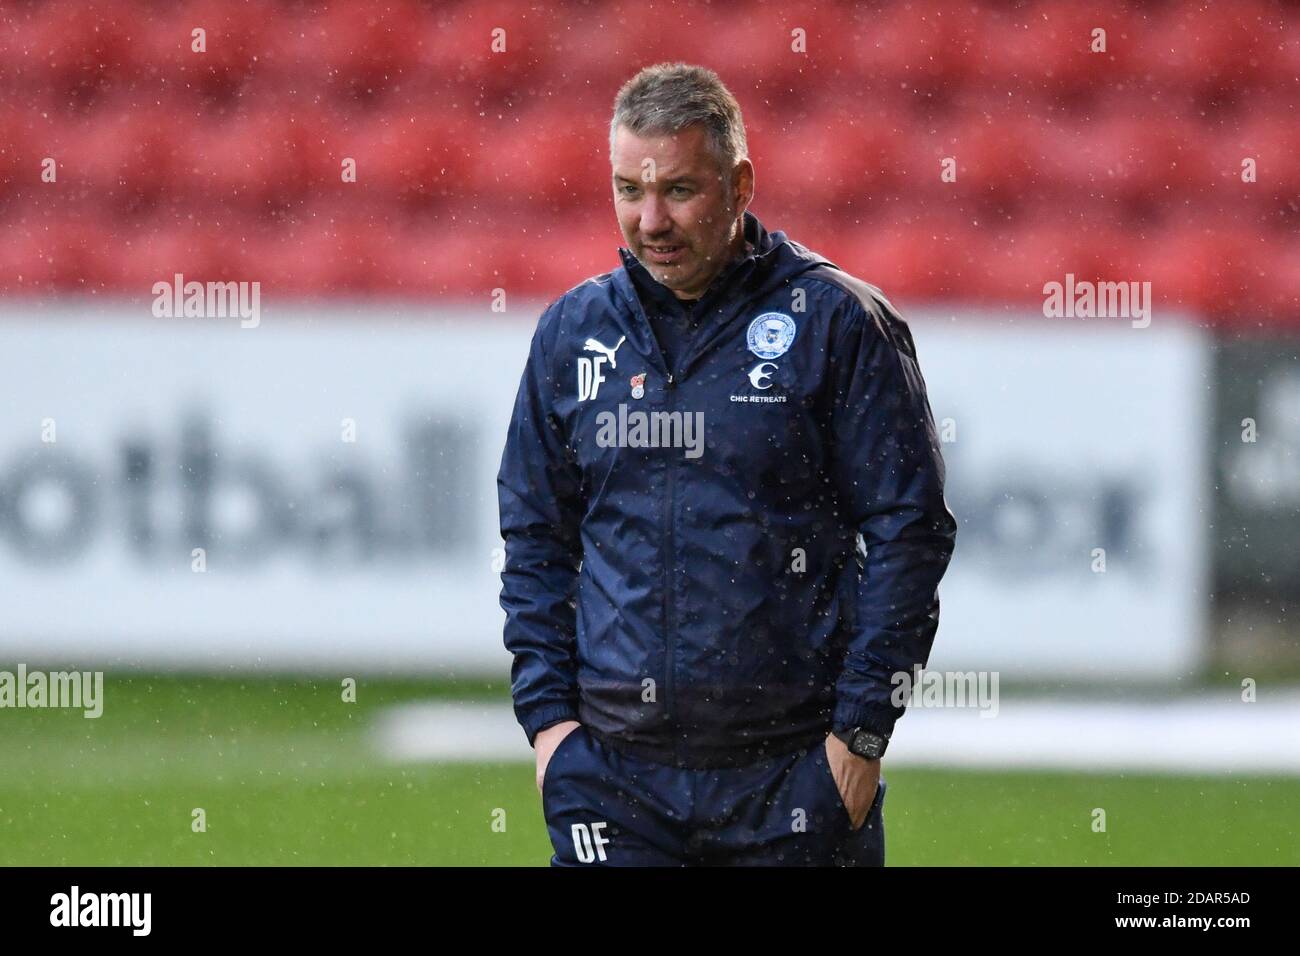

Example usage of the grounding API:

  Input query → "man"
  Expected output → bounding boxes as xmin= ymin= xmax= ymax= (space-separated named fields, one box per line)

xmin=498 ymin=62 xmax=956 ymax=866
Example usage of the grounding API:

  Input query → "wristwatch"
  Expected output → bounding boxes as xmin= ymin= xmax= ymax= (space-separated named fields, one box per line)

xmin=832 ymin=726 xmax=890 ymax=760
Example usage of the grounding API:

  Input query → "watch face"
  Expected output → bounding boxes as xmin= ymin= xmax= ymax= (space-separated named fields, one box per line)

xmin=851 ymin=731 xmax=885 ymax=759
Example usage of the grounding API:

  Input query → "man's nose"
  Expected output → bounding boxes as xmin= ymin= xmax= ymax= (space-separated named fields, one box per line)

xmin=639 ymin=193 xmax=672 ymax=237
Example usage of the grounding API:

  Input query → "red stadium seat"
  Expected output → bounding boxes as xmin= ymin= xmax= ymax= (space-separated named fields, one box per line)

xmin=0 ymin=0 xmax=1291 ymax=326
xmin=980 ymin=0 xmax=1139 ymax=94
xmin=1148 ymin=0 xmax=1283 ymax=93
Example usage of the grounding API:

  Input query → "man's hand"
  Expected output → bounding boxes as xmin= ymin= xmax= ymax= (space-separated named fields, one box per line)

xmin=535 ymin=720 xmax=582 ymax=794
xmin=824 ymin=732 xmax=881 ymax=831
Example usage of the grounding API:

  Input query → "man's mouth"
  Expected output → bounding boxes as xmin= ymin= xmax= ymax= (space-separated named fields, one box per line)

xmin=643 ymin=243 xmax=685 ymax=264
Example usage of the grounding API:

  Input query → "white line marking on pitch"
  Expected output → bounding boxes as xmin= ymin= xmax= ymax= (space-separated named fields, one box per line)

xmin=372 ymin=694 xmax=1300 ymax=774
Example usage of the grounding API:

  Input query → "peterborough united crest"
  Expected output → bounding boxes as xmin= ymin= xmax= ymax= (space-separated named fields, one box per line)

xmin=746 ymin=312 xmax=797 ymax=360
xmin=630 ymin=372 xmax=647 ymax=399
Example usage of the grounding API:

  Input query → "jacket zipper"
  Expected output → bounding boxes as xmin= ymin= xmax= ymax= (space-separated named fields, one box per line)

xmin=625 ymin=292 xmax=680 ymax=752
xmin=613 ymin=241 xmax=788 ymax=763
xmin=662 ymin=368 xmax=677 ymax=755
xmin=662 ymin=301 xmax=693 ymax=761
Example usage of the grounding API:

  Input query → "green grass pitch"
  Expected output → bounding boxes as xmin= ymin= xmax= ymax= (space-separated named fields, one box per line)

xmin=1 ymin=675 xmax=1296 ymax=866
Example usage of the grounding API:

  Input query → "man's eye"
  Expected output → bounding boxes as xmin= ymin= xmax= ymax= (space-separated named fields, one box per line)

xmin=620 ymin=184 xmax=640 ymax=196
xmin=671 ymin=186 xmax=691 ymax=196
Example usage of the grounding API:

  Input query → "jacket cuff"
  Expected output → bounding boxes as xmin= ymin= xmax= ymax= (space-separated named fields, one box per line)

xmin=519 ymin=700 xmax=581 ymax=748
xmin=832 ymin=699 xmax=901 ymax=739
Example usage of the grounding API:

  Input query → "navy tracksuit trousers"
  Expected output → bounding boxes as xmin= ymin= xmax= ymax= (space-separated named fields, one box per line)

xmin=540 ymin=726 xmax=887 ymax=866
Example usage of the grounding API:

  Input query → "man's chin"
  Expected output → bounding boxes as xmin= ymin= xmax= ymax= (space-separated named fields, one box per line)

xmin=650 ymin=265 xmax=687 ymax=287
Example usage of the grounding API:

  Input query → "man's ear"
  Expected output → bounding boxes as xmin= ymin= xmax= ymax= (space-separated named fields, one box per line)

xmin=732 ymin=158 xmax=755 ymax=217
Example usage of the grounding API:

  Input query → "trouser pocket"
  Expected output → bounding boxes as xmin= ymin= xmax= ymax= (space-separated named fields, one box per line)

xmin=540 ymin=725 xmax=586 ymax=802
xmin=813 ymin=740 xmax=886 ymax=834
xmin=832 ymin=777 xmax=886 ymax=866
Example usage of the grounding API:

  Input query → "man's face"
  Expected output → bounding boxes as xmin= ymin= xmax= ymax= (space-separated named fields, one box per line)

xmin=611 ymin=123 xmax=753 ymax=301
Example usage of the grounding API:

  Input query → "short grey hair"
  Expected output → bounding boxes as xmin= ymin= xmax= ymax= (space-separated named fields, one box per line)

xmin=609 ymin=62 xmax=749 ymax=177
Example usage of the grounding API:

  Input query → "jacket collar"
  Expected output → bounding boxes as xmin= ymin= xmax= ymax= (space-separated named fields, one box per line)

xmin=611 ymin=210 xmax=826 ymax=380
xmin=621 ymin=213 xmax=765 ymax=322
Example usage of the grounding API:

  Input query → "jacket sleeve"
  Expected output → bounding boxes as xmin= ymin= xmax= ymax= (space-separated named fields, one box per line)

xmin=497 ymin=300 xmax=586 ymax=747
xmin=826 ymin=290 xmax=957 ymax=740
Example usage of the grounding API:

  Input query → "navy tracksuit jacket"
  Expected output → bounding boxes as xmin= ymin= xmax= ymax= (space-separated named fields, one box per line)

xmin=498 ymin=210 xmax=956 ymax=864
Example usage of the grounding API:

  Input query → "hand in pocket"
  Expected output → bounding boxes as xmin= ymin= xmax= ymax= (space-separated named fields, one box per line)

xmin=823 ymin=733 xmax=881 ymax=831
xmin=535 ymin=721 xmax=582 ymax=794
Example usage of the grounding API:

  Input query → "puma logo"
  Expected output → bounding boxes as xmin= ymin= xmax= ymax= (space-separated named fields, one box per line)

xmin=583 ymin=336 xmax=626 ymax=370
